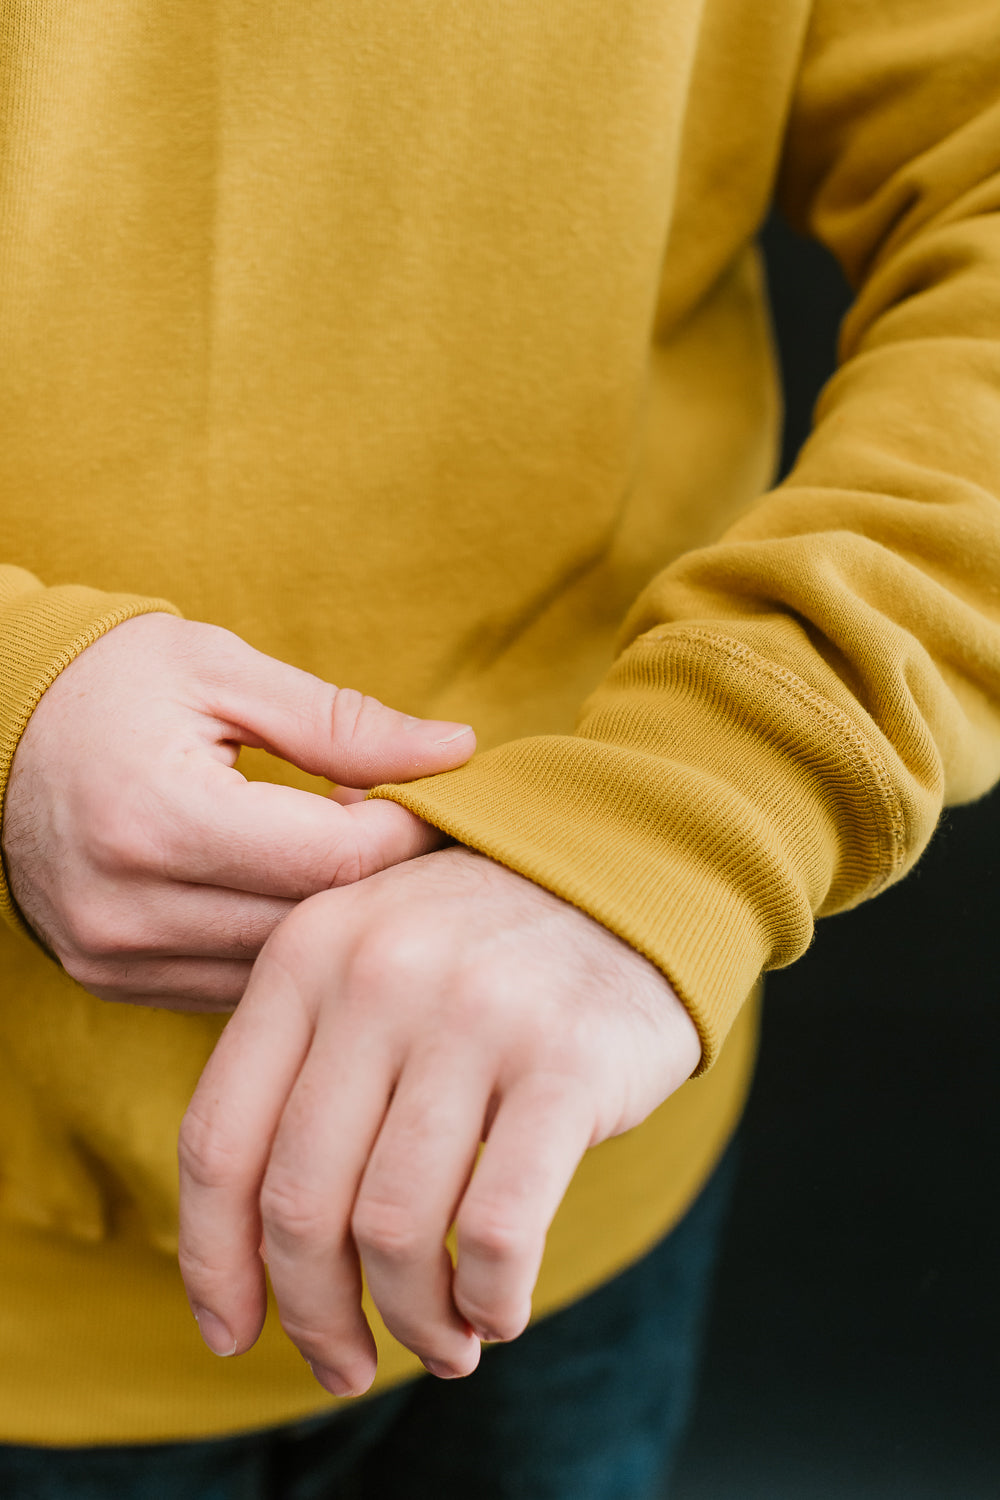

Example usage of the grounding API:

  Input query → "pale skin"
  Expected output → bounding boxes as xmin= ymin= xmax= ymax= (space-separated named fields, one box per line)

xmin=2 ymin=612 xmax=702 ymax=1393
xmin=2 ymin=612 xmax=476 ymax=1009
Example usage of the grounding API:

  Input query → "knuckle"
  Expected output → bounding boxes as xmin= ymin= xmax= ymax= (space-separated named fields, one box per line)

xmin=329 ymin=686 xmax=366 ymax=746
xmin=226 ymin=907 xmax=274 ymax=959
xmin=259 ymin=1175 xmax=335 ymax=1244
xmin=351 ymin=1197 xmax=424 ymax=1264
xmin=329 ymin=687 xmax=389 ymax=773
xmin=60 ymin=900 xmax=128 ymax=964
xmin=274 ymin=1315 xmax=328 ymax=1360
xmin=176 ymin=1239 xmax=227 ymax=1292
xmin=457 ymin=1205 xmax=530 ymax=1267
xmin=59 ymin=952 xmax=115 ymax=991
xmin=464 ymin=968 xmax=520 ymax=1028
xmin=320 ymin=835 xmax=364 ymax=890
xmin=347 ymin=923 xmax=439 ymax=994
xmin=202 ymin=622 xmax=247 ymax=660
xmin=59 ymin=953 xmax=111 ymax=989
xmin=189 ymin=621 xmax=251 ymax=679
xmin=178 ymin=1104 xmax=242 ymax=1190
xmin=273 ymin=1314 xmax=365 ymax=1377
xmin=85 ymin=789 xmax=162 ymax=876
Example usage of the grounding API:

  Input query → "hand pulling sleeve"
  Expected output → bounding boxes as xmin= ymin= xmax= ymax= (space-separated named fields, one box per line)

xmin=369 ymin=0 xmax=1000 ymax=1070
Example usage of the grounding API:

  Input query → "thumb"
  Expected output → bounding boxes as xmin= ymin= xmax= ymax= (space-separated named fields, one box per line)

xmin=201 ymin=634 xmax=476 ymax=786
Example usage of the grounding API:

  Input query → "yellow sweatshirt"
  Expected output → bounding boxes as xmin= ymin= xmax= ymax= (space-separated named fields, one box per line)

xmin=2 ymin=0 xmax=999 ymax=1446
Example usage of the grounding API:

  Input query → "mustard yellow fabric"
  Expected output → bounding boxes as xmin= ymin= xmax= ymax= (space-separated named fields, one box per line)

xmin=1 ymin=0 xmax=999 ymax=1444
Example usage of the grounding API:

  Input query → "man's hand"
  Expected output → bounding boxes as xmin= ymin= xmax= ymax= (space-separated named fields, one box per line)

xmin=1 ymin=613 xmax=475 ymax=1010
xmin=177 ymin=845 xmax=702 ymax=1392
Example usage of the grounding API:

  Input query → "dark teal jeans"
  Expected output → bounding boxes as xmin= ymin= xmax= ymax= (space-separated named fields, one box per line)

xmin=0 ymin=1143 xmax=736 ymax=1500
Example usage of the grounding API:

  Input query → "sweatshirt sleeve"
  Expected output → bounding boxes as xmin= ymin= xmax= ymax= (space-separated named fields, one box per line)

xmin=368 ymin=0 xmax=1000 ymax=1070
xmin=0 ymin=566 xmax=178 ymax=936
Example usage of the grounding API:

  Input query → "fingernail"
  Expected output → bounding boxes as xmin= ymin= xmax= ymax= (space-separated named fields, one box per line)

xmin=431 ymin=724 xmax=473 ymax=745
xmin=193 ymin=1307 xmax=237 ymax=1357
xmin=401 ymin=714 xmax=472 ymax=743
xmin=308 ymin=1361 xmax=359 ymax=1398
xmin=423 ymin=1358 xmax=462 ymax=1379
xmin=471 ymin=1326 xmax=501 ymax=1344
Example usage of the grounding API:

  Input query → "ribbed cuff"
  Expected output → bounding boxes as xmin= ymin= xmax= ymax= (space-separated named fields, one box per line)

xmin=369 ymin=628 xmax=906 ymax=1069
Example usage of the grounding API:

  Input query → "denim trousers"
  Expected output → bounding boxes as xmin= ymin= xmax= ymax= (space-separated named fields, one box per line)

xmin=0 ymin=1142 xmax=736 ymax=1500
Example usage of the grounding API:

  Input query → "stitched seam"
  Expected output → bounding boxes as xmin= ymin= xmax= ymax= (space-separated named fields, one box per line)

xmin=640 ymin=626 xmax=909 ymax=891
